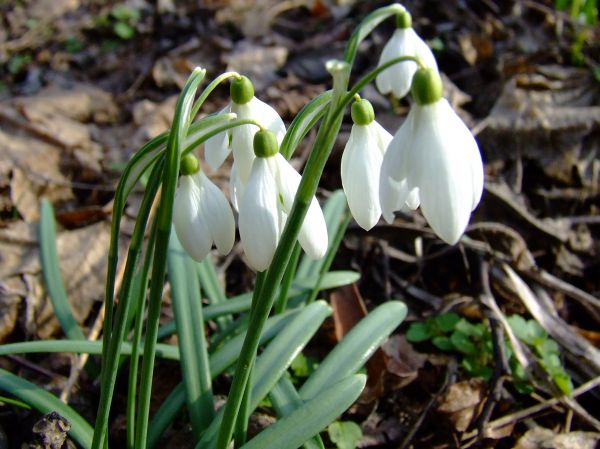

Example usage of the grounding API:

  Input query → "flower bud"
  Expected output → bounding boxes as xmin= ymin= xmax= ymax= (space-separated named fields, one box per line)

xmin=396 ymin=10 xmax=412 ymax=29
xmin=180 ymin=154 xmax=200 ymax=175
xmin=230 ymin=75 xmax=255 ymax=105
xmin=351 ymin=98 xmax=375 ymax=126
xmin=253 ymin=129 xmax=279 ymax=158
xmin=411 ymin=67 xmax=443 ymax=105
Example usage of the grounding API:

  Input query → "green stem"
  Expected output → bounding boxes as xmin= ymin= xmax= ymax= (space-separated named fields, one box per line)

xmin=233 ymin=359 xmax=254 ymax=447
xmin=190 ymin=71 xmax=240 ymax=120
xmin=134 ymin=68 xmax=204 ymax=449
xmin=126 ymin=221 xmax=157 ymax=449
xmin=306 ymin=212 xmax=351 ymax=305
xmin=274 ymin=244 xmax=301 ymax=314
xmin=214 ymin=55 xmax=351 ymax=449
xmin=91 ymin=162 xmax=163 ymax=449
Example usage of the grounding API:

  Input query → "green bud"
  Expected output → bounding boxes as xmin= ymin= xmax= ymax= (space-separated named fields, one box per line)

xmin=396 ymin=10 xmax=412 ymax=29
xmin=411 ymin=67 xmax=443 ymax=105
xmin=180 ymin=154 xmax=200 ymax=176
xmin=253 ymin=129 xmax=279 ymax=158
xmin=230 ymin=75 xmax=254 ymax=105
xmin=351 ymin=98 xmax=375 ymax=126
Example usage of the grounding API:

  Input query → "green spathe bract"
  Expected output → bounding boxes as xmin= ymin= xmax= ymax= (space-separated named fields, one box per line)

xmin=396 ymin=10 xmax=412 ymax=28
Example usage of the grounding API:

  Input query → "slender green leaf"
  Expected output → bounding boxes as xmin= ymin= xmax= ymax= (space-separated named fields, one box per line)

xmin=0 ymin=369 xmax=93 ymax=448
xmin=168 ymin=233 xmax=214 ymax=437
xmin=269 ymin=376 xmax=325 ymax=449
xmin=196 ymin=301 xmax=332 ymax=449
xmin=39 ymin=200 xmax=86 ymax=342
xmin=240 ymin=375 xmax=366 ymax=449
xmin=300 ymin=301 xmax=406 ymax=399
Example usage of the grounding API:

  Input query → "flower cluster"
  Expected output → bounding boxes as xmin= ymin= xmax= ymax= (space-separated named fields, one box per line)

xmin=174 ymin=75 xmax=326 ymax=271
xmin=342 ymin=10 xmax=483 ymax=245
xmin=173 ymin=6 xmax=484 ymax=272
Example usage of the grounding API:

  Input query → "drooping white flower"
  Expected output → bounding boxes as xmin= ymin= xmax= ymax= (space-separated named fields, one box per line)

xmin=173 ymin=155 xmax=235 ymax=261
xmin=239 ymin=130 xmax=328 ymax=271
xmin=204 ymin=75 xmax=286 ymax=185
xmin=375 ymin=11 xmax=438 ymax=99
xmin=379 ymin=68 xmax=484 ymax=245
xmin=341 ymin=98 xmax=392 ymax=231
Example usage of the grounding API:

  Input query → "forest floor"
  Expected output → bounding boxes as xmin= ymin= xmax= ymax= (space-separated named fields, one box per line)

xmin=1 ymin=0 xmax=599 ymax=448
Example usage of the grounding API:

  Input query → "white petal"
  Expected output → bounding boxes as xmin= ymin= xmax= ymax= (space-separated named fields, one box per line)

xmin=229 ymin=162 xmax=244 ymax=212
xmin=341 ymin=125 xmax=383 ymax=230
xmin=376 ymin=29 xmax=419 ymax=99
xmin=298 ymin=196 xmax=328 ymax=260
xmin=248 ymin=97 xmax=286 ymax=144
xmin=239 ymin=158 xmax=280 ymax=271
xmin=409 ymin=100 xmax=474 ymax=244
xmin=371 ymin=121 xmax=393 ymax=155
xmin=270 ymin=154 xmax=327 ymax=259
xmin=405 ymin=188 xmax=420 ymax=210
xmin=196 ymin=171 xmax=235 ymax=255
xmin=270 ymin=154 xmax=301 ymax=213
xmin=173 ymin=176 xmax=212 ymax=261
xmin=204 ymin=105 xmax=232 ymax=170
xmin=408 ymin=27 xmax=438 ymax=71
xmin=378 ymin=111 xmax=416 ymax=222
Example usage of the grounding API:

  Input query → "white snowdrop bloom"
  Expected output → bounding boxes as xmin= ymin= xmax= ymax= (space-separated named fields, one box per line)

xmin=173 ymin=154 xmax=235 ymax=261
xmin=375 ymin=11 xmax=438 ymax=99
xmin=204 ymin=75 xmax=286 ymax=185
xmin=379 ymin=68 xmax=484 ymax=245
xmin=239 ymin=130 xmax=328 ymax=271
xmin=341 ymin=98 xmax=392 ymax=231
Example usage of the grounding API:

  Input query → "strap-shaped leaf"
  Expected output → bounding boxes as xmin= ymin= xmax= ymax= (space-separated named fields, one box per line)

xmin=0 ymin=368 xmax=93 ymax=449
xmin=168 ymin=233 xmax=214 ymax=437
xmin=240 ymin=375 xmax=366 ymax=449
xmin=300 ymin=301 xmax=406 ymax=400
xmin=39 ymin=200 xmax=86 ymax=342
xmin=195 ymin=300 xmax=332 ymax=449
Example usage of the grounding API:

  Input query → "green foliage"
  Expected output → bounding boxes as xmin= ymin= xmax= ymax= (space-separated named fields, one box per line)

xmin=7 ymin=54 xmax=32 ymax=75
xmin=328 ymin=421 xmax=362 ymax=449
xmin=407 ymin=313 xmax=572 ymax=394
xmin=93 ymin=3 xmax=140 ymax=42
xmin=554 ymin=0 xmax=598 ymax=67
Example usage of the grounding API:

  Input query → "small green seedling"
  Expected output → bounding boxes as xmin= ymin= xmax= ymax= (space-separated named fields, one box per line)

xmin=407 ymin=313 xmax=573 ymax=394
xmin=328 ymin=421 xmax=362 ymax=449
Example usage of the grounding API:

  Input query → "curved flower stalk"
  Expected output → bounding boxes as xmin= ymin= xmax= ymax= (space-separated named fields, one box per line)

xmin=173 ymin=154 xmax=235 ymax=261
xmin=375 ymin=10 xmax=438 ymax=99
xmin=204 ymin=76 xmax=286 ymax=187
xmin=239 ymin=130 xmax=328 ymax=271
xmin=379 ymin=68 xmax=484 ymax=245
xmin=341 ymin=97 xmax=392 ymax=231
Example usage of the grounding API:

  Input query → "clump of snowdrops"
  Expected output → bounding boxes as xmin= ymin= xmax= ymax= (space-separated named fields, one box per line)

xmin=0 ymin=4 xmax=484 ymax=449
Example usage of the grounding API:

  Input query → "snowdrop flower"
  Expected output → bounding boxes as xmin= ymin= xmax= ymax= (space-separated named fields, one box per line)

xmin=376 ymin=10 xmax=438 ymax=99
xmin=341 ymin=97 xmax=392 ymax=231
xmin=173 ymin=154 xmax=235 ymax=261
xmin=379 ymin=68 xmax=484 ymax=245
xmin=204 ymin=75 xmax=286 ymax=186
xmin=239 ymin=130 xmax=328 ymax=271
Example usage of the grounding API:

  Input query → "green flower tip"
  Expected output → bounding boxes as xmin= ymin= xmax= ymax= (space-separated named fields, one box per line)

xmin=351 ymin=98 xmax=375 ymax=126
xmin=253 ymin=129 xmax=279 ymax=158
xmin=180 ymin=154 xmax=200 ymax=176
xmin=396 ymin=10 xmax=412 ymax=29
xmin=230 ymin=75 xmax=254 ymax=105
xmin=411 ymin=67 xmax=443 ymax=105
